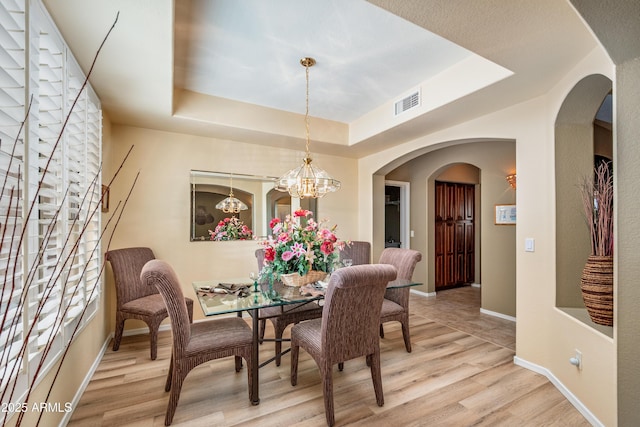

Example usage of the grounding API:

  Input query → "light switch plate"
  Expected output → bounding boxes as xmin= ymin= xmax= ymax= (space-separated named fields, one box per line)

xmin=525 ymin=238 xmax=535 ymax=252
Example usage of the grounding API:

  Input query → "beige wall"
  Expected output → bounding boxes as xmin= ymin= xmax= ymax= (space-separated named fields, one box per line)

xmin=104 ymin=125 xmax=359 ymax=327
xmin=384 ymin=141 xmax=516 ymax=318
xmin=357 ymin=46 xmax=616 ymax=425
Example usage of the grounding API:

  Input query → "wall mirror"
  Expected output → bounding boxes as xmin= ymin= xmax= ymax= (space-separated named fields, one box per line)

xmin=190 ymin=170 xmax=317 ymax=241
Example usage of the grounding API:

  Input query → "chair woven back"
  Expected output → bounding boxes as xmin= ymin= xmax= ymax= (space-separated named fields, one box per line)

xmin=255 ymin=248 xmax=265 ymax=272
xmin=339 ymin=241 xmax=371 ymax=265
xmin=141 ymin=260 xmax=192 ymax=353
xmin=106 ymin=247 xmax=157 ymax=307
xmin=378 ymin=248 xmax=421 ymax=280
xmin=378 ymin=248 xmax=421 ymax=307
xmin=321 ymin=264 xmax=397 ymax=363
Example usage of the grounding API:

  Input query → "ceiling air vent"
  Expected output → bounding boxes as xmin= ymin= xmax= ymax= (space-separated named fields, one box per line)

xmin=394 ymin=89 xmax=420 ymax=116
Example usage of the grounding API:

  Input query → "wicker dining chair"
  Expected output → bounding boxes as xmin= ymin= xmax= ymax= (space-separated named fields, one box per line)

xmin=141 ymin=259 xmax=254 ymax=426
xmin=254 ymin=248 xmax=324 ymax=366
xmin=290 ymin=264 xmax=397 ymax=427
xmin=106 ymin=247 xmax=194 ymax=360
xmin=339 ymin=240 xmax=371 ymax=266
xmin=378 ymin=247 xmax=422 ymax=352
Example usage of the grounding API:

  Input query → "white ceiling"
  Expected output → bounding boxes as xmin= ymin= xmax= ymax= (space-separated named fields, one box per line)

xmin=174 ymin=0 xmax=475 ymax=123
xmin=42 ymin=0 xmax=599 ymax=157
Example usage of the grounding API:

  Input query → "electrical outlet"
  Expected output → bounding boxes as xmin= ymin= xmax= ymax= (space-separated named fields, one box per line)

xmin=569 ymin=349 xmax=582 ymax=370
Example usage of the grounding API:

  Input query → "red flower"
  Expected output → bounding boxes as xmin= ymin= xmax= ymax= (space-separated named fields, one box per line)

xmin=269 ymin=218 xmax=281 ymax=229
xmin=264 ymin=246 xmax=276 ymax=262
xmin=294 ymin=208 xmax=311 ymax=217
xmin=321 ymin=241 xmax=334 ymax=255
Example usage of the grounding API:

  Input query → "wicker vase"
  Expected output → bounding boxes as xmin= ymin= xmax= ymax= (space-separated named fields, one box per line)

xmin=580 ymin=255 xmax=613 ymax=326
xmin=280 ymin=270 xmax=327 ymax=287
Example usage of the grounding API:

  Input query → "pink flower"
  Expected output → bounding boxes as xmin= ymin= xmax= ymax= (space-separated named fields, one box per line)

xmin=277 ymin=232 xmax=290 ymax=243
xmin=269 ymin=218 xmax=281 ymax=229
xmin=291 ymin=242 xmax=306 ymax=257
xmin=281 ymin=251 xmax=294 ymax=262
xmin=318 ymin=229 xmax=332 ymax=240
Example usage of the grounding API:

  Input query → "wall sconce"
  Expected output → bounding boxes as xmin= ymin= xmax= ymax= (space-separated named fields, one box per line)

xmin=506 ymin=174 xmax=517 ymax=189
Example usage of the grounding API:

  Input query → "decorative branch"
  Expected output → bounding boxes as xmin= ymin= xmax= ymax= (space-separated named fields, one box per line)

xmin=579 ymin=160 xmax=614 ymax=257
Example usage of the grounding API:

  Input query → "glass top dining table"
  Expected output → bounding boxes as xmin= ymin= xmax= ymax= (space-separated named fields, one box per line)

xmin=191 ymin=276 xmax=421 ymax=405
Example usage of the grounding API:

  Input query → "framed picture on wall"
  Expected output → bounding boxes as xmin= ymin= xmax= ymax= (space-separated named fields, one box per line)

xmin=495 ymin=204 xmax=516 ymax=225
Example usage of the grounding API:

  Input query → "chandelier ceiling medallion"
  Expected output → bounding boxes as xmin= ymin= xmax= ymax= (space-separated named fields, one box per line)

xmin=275 ymin=57 xmax=341 ymax=199
xmin=216 ymin=174 xmax=248 ymax=213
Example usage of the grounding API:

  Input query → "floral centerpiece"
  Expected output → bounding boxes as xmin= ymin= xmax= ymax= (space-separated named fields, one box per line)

xmin=208 ymin=216 xmax=253 ymax=241
xmin=259 ymin=209 xmax=345 ymax=286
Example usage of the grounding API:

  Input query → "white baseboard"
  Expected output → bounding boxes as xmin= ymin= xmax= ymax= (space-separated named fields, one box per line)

xmin=480 ymin=308 xmax=516 ymax=322
xmin=513 ymin=356 xmax=603 ymax=427
xmin=59 ymin=336 xmax=111 ymax=427
xmin=410 ymin=288 xmax=436 ymax=298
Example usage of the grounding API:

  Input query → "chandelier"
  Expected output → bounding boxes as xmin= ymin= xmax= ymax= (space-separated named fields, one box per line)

xmin=215 ymin=174 xmax=248 ymax=213
xmin=275 ymin=57 xmax=341 ymax=198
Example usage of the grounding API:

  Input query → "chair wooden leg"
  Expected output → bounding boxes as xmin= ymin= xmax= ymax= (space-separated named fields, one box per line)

xmin=290 ymin=343 xmax=299 ymax=386
xmin=165 ymin=354 xmax=174 ymax=392
xmin=112 ymin=314 xmax=125 ymax=351
xmin=148 ymin=321 xmax=161 ymax=360
xmin=338 ymin=362 xmax=344 ymax=371
xmin=379 ymin=323 xmax=385 ymax=339
xmin=321 ymin=364 xmax=335 ymax=427
xmin=235 ymin=356 xmax=243 ymax=372
xmin=370 ymin=350 xmax=384 ymax=407
xmin=165 ymin=366 xmax=186 ymax=426
xmin=401 ymin=317 xmax=412 ymax=353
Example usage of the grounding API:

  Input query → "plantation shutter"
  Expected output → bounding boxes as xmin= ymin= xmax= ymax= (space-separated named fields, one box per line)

xmin=1 ymin=0 xmax=102 ymax=408
xmin=63 ymin=59 xmax=102 ymax=328
xmin=28 ymin=6 xmax=65 ymax=356
xmin=82 ymin=91 xmax=101 ymax=306
xmin=0 ymin=0 xmax=25 ymax=389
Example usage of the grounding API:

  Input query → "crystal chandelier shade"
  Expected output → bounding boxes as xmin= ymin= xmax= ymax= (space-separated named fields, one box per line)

xmin=215 ymin=175 xmax=248 ymax=213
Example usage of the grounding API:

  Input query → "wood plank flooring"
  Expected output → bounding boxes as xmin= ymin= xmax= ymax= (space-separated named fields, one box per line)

xmin=68 ymin=286 xmax=590 ymax=426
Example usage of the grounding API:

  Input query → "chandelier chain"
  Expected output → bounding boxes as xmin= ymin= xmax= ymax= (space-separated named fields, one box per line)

xmin=304 ymin=62 xmax=310 ymax=158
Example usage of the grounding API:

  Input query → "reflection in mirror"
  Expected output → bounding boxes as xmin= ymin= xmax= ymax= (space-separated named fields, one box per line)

xmin=191 ymin=170 xmax=319 ymax=241
xmin=266 ymin=188 xmax=317 ymax=228
xmin=190 ymin=170 xmax=277 ymax=241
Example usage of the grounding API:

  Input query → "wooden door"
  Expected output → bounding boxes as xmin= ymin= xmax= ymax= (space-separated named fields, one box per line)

xmin=435 ymin=181 xmax=475 ymax=290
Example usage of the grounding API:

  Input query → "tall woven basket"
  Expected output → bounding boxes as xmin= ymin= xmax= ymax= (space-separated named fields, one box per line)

xmin=280 ymin=270 xmax=327 ymax=287
xmin=580 ymin=255 xmax=613 ymax=326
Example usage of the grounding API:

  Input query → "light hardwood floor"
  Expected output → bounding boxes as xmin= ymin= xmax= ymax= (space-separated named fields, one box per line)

xmin=68 ymin=286 xmax=590 ymax=426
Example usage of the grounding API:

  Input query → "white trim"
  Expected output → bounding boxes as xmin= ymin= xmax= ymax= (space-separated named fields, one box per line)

xmin=480 ymin=308 xmax=516 ymax=322
xmin=410 ymin=288 xmax=436 ymax=298
xmin=513 ymin=356 xmax=604 ymax=427
xmin=385 ymin=180 xmax=411 ymax=249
